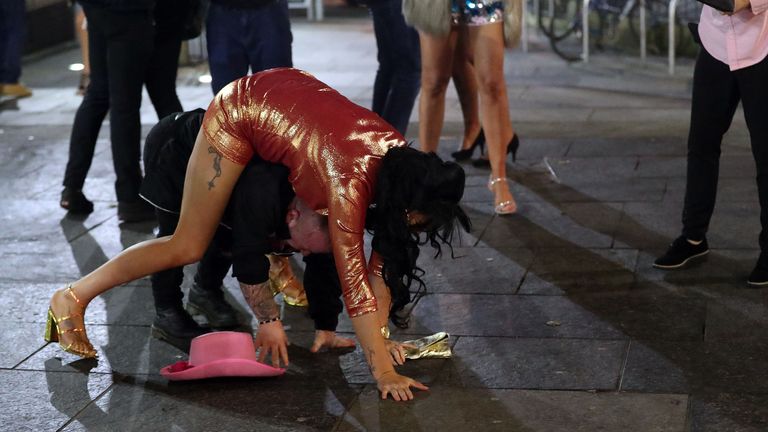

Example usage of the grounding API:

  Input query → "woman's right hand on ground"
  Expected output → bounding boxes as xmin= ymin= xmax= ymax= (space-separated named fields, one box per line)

xmin=254 ymin=321 xmax=290 ymax=368
xmin=376 ymin=371 xmax=429 ymax=401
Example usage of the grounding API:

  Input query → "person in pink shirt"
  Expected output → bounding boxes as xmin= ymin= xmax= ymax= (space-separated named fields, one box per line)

xmin=654 ymin=0 xmax=768 ymax=287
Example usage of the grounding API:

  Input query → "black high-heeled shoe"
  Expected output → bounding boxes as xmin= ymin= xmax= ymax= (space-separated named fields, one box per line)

xmin=451 ymin=129 xmax=485 ymax=161
xmin=508 ymin=133 xmax=520 ymax=162
xmin=472 ymin=134 xmax=520 ymax=168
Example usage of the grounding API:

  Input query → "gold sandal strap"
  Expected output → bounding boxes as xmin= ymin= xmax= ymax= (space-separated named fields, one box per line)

xmin=54 ymin=312 xmax=83 ymax=324
xmin=65 ymin=284 xmax=84 ymax=306
xmin=58 ymin=327 xmax=85 ymax=335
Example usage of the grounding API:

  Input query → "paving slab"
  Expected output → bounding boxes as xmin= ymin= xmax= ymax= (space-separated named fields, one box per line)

xmin=402 ymin=293 xmax=627 ymax=339
xmin=566 ymin=137 xmax=686 ymax=158
xmin=0 ymin=369 xmax=114 ymax=432
xmin=441 ymin=337 xmax=627 ymax=390
xmin=621 ymin=339 xmax=768 ymax=394
xmin=568 ymin=291 xmax=707 ymax=341
xmin=338 ymin=387 xmax=688 ymax=432
xmin=518 ymin=249 xmax=638 ymax=295
xmin=63 ymin=375 xmax=359 ymax=432
xmin=418 ymin=247 xmax=532 ymax=295
xmin=0 ymin=321 xmax=49 ymax=369
xmin=703 ymin=291 xmax=768 ymax=342
xmin=690 ymin=393 xmax=768 ymax=432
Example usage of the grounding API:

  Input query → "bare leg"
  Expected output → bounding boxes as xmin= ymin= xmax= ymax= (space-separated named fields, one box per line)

xmin=418 ymin=29 xmax=458 ymax=153
xmin=49 ymin=131 xmax=246 ymax=356
xmin=467 ymin=23 xmax=516 ymax=213
xmin=451 ymin=26 xmax=481 ymax=152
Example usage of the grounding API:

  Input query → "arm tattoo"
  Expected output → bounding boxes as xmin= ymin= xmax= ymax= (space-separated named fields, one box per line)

xmin=239 ymin=281 xmax=279 ymax=321
xmin=206 ymin=146 xmax=223 ymax=190
xmin=365 ymin=348 xmax=377 ymax=376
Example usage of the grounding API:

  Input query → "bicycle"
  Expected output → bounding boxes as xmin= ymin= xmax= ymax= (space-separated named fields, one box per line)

xmin=537 ymin=0 xmax=700 ymax=62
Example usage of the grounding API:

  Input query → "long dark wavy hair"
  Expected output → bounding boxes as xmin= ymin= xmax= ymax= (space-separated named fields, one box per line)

xmin=366 ymin=146 xmax=472 ymax=327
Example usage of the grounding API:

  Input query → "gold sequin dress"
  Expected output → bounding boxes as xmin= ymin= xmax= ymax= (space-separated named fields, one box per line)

xmin=203 ymin=68 xmax=405 ymax=317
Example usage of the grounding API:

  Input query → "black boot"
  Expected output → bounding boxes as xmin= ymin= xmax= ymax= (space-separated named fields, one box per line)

xmin=151 ymin=306 xmax=209 ymax=351
xmin=748 ymin=252 xmax=768 ymax=287
xmin=60 ymin=187 xmax=94 ymax=214
xmin=117 ymin=199 xmax=156 ymax=223
xmin=186 ymin=283 xmax=240 ymax=328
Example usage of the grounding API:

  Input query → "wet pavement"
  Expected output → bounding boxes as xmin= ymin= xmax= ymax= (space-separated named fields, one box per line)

xmin=1 ymin=16 xmax=767 ymax=432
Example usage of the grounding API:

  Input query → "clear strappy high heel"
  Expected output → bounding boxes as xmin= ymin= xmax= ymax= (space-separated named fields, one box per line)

xmin=488 ymin=177 xmax=517 ymax=215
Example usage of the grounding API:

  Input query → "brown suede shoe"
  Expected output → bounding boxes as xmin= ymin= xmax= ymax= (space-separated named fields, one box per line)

xmin=1 ymin=83 xmax=32 ymax=98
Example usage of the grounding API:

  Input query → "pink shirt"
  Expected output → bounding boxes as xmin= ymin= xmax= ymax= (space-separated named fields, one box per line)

xmin=699 ymin=0 xmax=768 ymax=71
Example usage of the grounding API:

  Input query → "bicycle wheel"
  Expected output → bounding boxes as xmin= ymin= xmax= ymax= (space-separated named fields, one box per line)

xmin=538 ymin=0 xmax=584 ymax=61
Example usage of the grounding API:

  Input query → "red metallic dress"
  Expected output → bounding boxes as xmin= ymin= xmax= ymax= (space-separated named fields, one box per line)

xmin=203 ymin=68 xmax=406 ymax=317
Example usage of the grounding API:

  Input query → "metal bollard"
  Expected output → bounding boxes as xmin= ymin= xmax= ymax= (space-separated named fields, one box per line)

xmin=582 ymin=0 xmax=590 ymax=61
xmin=668 ymin=0 xmax=679 ymax=74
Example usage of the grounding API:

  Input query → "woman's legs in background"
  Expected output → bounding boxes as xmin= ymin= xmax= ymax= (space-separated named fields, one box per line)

xmin=452 ymin=26 xmax=482 ymax=152
xmin=418 ymin=29 xmax=458 ymax=153
xmin=49 ymin=131 xmax=246 ymax=356
xmin=467 ymin=22 xmax=516 ymax=213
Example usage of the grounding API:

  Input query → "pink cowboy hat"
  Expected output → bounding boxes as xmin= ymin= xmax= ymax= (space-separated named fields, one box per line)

xmin=160 ymin=331 xmax=285 ymax=381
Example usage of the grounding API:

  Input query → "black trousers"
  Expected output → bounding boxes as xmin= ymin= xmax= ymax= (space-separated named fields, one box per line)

xmin=369 ymin=0 xmax=421 ymax=136
xmin=303 ymin=254 xmax=343 ymax=331
xmin=146 ymin=28 xmax=183 ymax=119
xmin=63 ymin=5 xmax=182 ymax=202
xmin=151 ymin=210 xmax=233 ymax=311
xmin=682 ymin=49 xmax=768 ymax=252
xmin=63 ymin=5 xmax=152 ymax=202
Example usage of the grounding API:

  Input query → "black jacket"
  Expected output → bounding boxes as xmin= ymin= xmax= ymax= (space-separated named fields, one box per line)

xmin=210 ymin=0 xmax=277 ymax=9
xmin=76 ymin=0 xmax=155 ymax=11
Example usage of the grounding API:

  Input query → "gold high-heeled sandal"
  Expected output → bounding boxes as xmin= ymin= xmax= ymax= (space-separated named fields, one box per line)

xmin=488 ymin=177 xmax=517 ymax=215
xmin=267 ymin=255 xmax=308 ymax=307
xmin=44 ymin=285 xmax=97 ymax=358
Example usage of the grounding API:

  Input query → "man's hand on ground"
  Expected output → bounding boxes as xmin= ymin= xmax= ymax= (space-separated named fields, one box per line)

xmin=254 ymin=321 xmax=290 ymax=367
xmin=310 ymin=330 xmax=356 ymax=352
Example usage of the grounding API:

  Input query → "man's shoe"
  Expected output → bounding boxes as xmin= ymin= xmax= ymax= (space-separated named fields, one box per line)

xmin=117 ymin=199 xmax=155 ymax=223
xmin=60 ymin=187 xmax=94 ymax=214
xmin=653 ymin=236 xmax=709 ymax=269
xmin=747 ymin=254 xmax=768 ymax=287
xmin=1 ymin=83 xmax=32 ymax=98
xmin=187 ymin=283 xmax=240 ymax=328
xmin=151 ymin=306 xmax=209 ymax=351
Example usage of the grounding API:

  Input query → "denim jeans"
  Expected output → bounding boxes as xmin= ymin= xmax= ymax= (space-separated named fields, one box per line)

xmin=369 ymin=0 xmax=421 ymax=136
xmin=0 ymin=0 xmax=25 ymax=83
xmin=206 ymin=0 xmax=293 ymax=94
xmin=682 ymin=49 xmax=768 ymax=252
xmin=62 ymin=5 xmax=154 ymax=202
